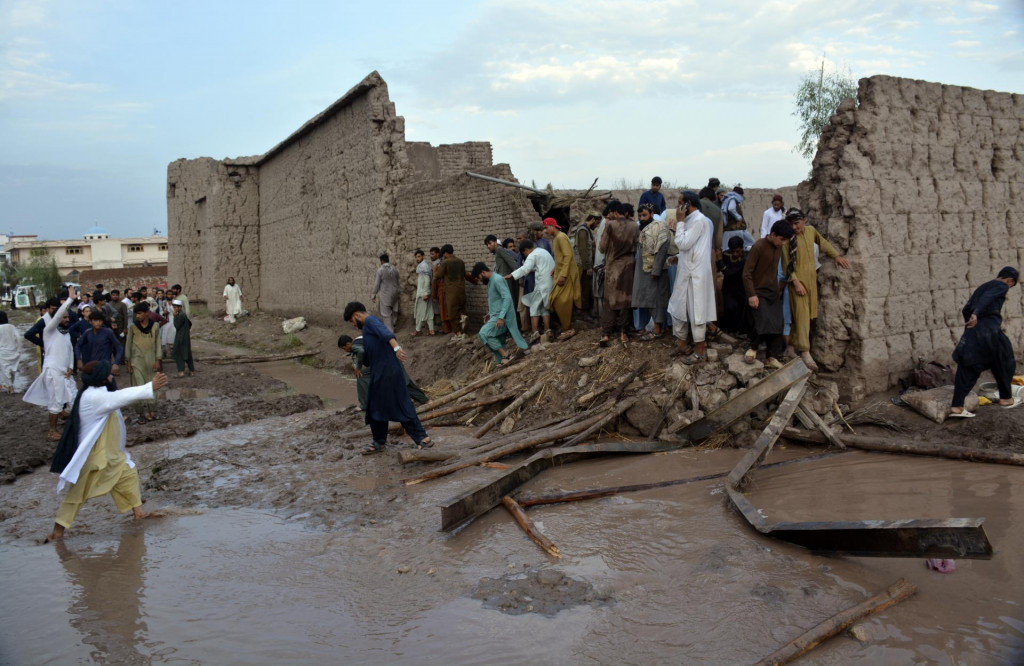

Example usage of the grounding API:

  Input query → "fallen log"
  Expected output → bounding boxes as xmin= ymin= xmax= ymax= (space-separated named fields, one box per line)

xmin=202 ymin=350 xmax=320 ymax=364
xmin=397 ymin=449 xmax=455 ymax=464
xmin=782 ymin=428 xmax=1024 ymax=466
xmin=405 ymin=405 xmax=615 ymax=485
xmin=418 ymin=360 xmax=527 ymax=413
xmin=419 ymin=393 xmax=512 ymax=422
xmin=502 ymin=496 xmax=561 ymax=558
xmin=560 ymin=397 xmax=638 ymax=448
xmin=515 ymin=451 xmax=849 ymax=507
xmin=796 ymin=403 xmax=846 ymax=449
xmin=472 ymin=408 xmax=599 ymax=450
xmin=474 ymin=379 xmax=544 ymax=439
xmin=756 ymin=579 xmax=917 ymax=665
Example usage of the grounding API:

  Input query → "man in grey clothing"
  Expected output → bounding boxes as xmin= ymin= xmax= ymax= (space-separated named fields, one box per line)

xmin=372 ymin=253 xmax=401 ymax=331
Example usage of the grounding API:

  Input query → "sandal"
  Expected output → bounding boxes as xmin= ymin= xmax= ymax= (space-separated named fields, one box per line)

xmin=361 ymin=442 xmax=385 ymax=455
xmin=638 ymin=331 xmax=664 ymax=343
xmin=557 ymin=329 xmax=577 ymax=341
xmin=682 ymin=353 xmax=705 ymax=365
xmin=706 ymin=326 xmax=721 ymax=342
xmin=1001 ymin=397 xmax=1023 ymax=409
xmin=947 ymin=410 xmax=976 ymax=419
xmin=598 ymin=338 xmax=609 ymax=348
xmin=416 ymin=437 xmax=434 ymax=450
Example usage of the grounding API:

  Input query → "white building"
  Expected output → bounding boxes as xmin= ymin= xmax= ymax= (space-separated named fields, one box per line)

xmin=6 ymin=226 xmax=168 ymax=281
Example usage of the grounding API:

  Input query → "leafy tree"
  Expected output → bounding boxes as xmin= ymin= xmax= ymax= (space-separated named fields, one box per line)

xmin=14 ymin=254 xmax=64 ymax=299
xmin=793 ymin=60 xmax=858 ymax=160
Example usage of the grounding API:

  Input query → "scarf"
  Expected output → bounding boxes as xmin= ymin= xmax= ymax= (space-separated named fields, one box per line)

xmin=133 ymin=316 xmax=154 ymax=335
xmin=51 ymin=361 xmax=114 ymax=474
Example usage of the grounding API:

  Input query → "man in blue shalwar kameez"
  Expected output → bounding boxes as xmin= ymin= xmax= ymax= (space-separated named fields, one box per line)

xmin=949 ymin=266 xmax=1020 ymax=418
xmin=344 ymin=302 xmax=431 ymax=454
xmin=471 ymin=262 xmax=528 ymax=365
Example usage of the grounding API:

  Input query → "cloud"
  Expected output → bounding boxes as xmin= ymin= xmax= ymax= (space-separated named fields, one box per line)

xmin=952 ymin=40 xmax=982 ymax=48
xmin=967 ymin=2 xmax=999 ymax=12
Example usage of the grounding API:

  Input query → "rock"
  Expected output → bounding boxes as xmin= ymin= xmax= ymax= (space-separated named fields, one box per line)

xmin=666 ymin=362 xmax=689 ymax=383
xmin=729 ymin=420 xmax=750 ymax=435
xmin=577 ymin=373 xmax=589 ymax=388
xmin=715 ymin=373 xmax=738 ymax=391
xmin=694 ymin=365 xmax=721 ymax=386
xmin=536 ymin=569 xmax=564 ymax=587
xmin=804 ymin=380 xmax=840 ymax=415
xmin=902 ymin=386 xmax=979 ymax=424
xmin=499 ymin=416 xmax=516 ymax=435
xmin=734 ymin=430 xmax=759 ymax=448
xmin=427 ymin=568 xmax=436 ymax=576
xmin=397 ymin=565 xmax=411 ymax=574
xmin=726 ymin=352 xmax=763 ymax=384
xmin=578 ymin=356 xmax=600 ymax=368
xmin=705 ymin=348 xmax=719 ymax=362
xmin=626 ymin=399 xmax=663 ymax=437
xmin=282 ymin=316 xmax=307 ymax=334
xmin=848 ymin=624 xmax=872 ymax=643
xmin=697 ymin=386 xmax=728 ymax=411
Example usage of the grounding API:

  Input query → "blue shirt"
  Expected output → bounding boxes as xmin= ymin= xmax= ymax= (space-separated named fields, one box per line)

xmin=75 ymin=326 xmax=124 ymax=366
xmin=639 ymin=189 xmax=667 ymax=214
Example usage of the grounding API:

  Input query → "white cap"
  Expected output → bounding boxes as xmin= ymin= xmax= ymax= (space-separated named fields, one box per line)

xmin=172 ymin=299 xmax=183 ymax=306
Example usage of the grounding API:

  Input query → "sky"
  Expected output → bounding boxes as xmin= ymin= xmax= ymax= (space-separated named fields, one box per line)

xmin=1 ymin=0 xmax=1022 ymax=240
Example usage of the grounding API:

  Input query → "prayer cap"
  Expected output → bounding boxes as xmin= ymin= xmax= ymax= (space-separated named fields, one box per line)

xmin=638 ymin=202 xmax=657 ymax=213
xmin=998 ymin=266 xmax=1020 ymax=282
xmin=542 ymin=217 xmax=559 ymax=227
xmin=172 ymin=299 xmax=183 ymax=306
xmin=785 ymin=207 xmax=806 ymax=222
xmin=715 ymin=187 xmax=728 ymax=195
xmin=772 ymin=194 xmax=783 ymax=203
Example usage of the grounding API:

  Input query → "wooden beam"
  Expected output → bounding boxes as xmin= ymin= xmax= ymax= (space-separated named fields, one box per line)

xmin=782 ymin=428 xmax=1024 ymax=466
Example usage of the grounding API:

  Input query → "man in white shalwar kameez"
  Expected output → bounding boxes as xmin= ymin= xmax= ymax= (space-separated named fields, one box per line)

xmin=222 ymin=277 xmax=243 ymax=324
xmin=667 ymin=191 xmax=716 ymax=364
xmin=413 ymin=249 xmax=435 ymax=335
xmin=45 ymin=360 xmax=168 ymax=543
xmin=0 ymin=311 xmax=23 ymax=392
xmin=23 ymin=288 xmax=79 ymax=439
xmin=507 ymin=239 xmax=556 ymax=341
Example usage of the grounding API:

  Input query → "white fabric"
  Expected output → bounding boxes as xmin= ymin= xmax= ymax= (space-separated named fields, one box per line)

xmin=23 ymin=367 xmax=76 ymax=413
xmin=511 ymin=247 xmax=555 ymax=317
xmin=223 ymin=283 xmax=243 ymax=321
xmin=667 ymin=209 xmax=716 ymax=326
xmin=593 ymin=219 xmax=607 ymax=266
xmin=171 ymin=299 xmax=182 ymax=306
xmin=0 ymin=323 xmax=21 ymax=387
xmin=760 ymin=206 xmax=785 ymax=240
xmin=415 ymin=260 xmax=433 ymax=297
xmin=121 ymin=297 xmax=132 ymax=307
xmin=672 ymin=317 xmax=706 ymax=343
xmin=58 ymin=382 xmax=154 ymax=493
xmin=160 ymin=301 xmax=176 ymax=344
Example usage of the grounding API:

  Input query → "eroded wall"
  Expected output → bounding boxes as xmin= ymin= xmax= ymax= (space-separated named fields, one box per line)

xmin=799 ymin=75 xmax=1024 ymax=399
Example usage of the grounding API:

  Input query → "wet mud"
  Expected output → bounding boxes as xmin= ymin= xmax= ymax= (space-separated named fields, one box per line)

xmin=473 ymin=568 xmax=613 ymax=616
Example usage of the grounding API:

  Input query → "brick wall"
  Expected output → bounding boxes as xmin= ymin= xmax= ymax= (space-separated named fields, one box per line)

xmin=80 ymin=266 xmax=168 ymax=292
xmin=799 ymin=75 xmax=1024 ymax=399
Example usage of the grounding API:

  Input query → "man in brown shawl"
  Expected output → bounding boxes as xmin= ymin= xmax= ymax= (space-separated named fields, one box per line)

xmin=434 ymin=244 xmax=467 ymax=338
xmin=598 ymin=201 xmax=637 ymax=346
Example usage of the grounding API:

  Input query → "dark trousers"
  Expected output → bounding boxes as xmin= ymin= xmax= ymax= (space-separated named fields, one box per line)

xmin=368 ymin=416 xmax=427 ymax=446
xmin=952 ymin=362 xmax=1013 ymax=408
xmin=601 ymin=303 xmax=631 ymax=336
xmin=750 ymin=332 xmax=785 ymax=360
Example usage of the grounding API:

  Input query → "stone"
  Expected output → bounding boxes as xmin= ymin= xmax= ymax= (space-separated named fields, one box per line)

xmin=715 ymin=373 xmax=738 ymax=391
xmin=705 ymin=348 xmax=719 ymax=362
xmin=697 ymin=386 xmax=728 ymax=411
xmin=499 ymin=416 xmax=516 ymax=435
xmin=536 ymin=569 xmax=564 ymax=587
xmin=577 ymin=373 xmax=589 ymax=388
xmin=725 ymin=352 xmax=763 ymax=384
xmin=282 ymin=317 xmax=306 ymax=334
xmin=694 ymin=365 xmax=721 ymax=386
xmin=578 ymin=356 xmax=600 ymax=368
xmin=666 ymin=362 xmax=689 ymax=383
xmin=626 ymin=399 xmax=663 ymax=437
xmin=397 ymin=565 xmax=411 ymax=574
xmin=804 ymin=381 xmax=840 ymax=415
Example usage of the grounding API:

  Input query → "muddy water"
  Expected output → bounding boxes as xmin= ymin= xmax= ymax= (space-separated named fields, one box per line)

xmin=254 ymin=359 xmax=357 ymax=408
xmin=2 ymin=443 xmax=1022 ymax=663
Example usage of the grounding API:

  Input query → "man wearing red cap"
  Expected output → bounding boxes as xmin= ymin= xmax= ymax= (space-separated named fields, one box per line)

xmin=542 ymin=217 xmax=581 ymax=339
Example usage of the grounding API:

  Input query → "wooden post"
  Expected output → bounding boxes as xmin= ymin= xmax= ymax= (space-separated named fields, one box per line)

xmin=417 ymin=360 xmax=527 ymax=413
xmin=782 ymin=428 xmax=1024 ymax=466
xmin=561 ymin=396 xmax=638 ymax=448
xmin=397 ymin=449 xmax=455 ymax=464
xmin=419 ymin=393 xmax=511 ymax=422
xmin=796 ymin=403 xmax=846 ymax=449
xmin=502 ymin=496 xmax=561 ymax=558
xmin=473 ymin=379 xmax=544 ymax=438
xmin=756 ymin=579 xmax=917 ymax=665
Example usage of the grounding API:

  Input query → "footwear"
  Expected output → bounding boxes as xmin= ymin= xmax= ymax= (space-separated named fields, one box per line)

xmin=361 ymin=442 xmax=385 ymax=455
xmin=800 ymin=351 xmax=819 ymax=372
xmin=528 ymin=331 xmax=541 ymax=344
xmin=411 ymin=331 xmax=421 ymax=337
xmin=682 ymin=353 xmax=705 ymax=365
xmin=947 ymin=410 xmax=976 ymax=419
xmin=416 ymin=437 xmax=434 ymax=450
xmin=1001 ymin=396 xmax=1024 ymax=409
xmin=598 ymin=338 xmax=609 ymax=348
xmin=783 ymin=345 xmax=797 ymax=360
xmin=557 ymin=329 xmax=576 ymax=341
xmin=744 ymin=349 xmax=757 ymax=365
xmin=765 ymin=357 xmax=784 ymax=369
xmin=47 ymin=431 xmax=61 ymax=441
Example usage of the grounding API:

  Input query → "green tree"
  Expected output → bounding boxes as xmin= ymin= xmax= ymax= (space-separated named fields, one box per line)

xmin=793 ymin=60 xmax=858 ymax=160
xmin=14 ymin=254 xmax=64 ymax=299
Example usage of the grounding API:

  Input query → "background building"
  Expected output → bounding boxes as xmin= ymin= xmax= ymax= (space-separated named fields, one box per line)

xmin=6 ymin=226 xmax=168 ymax=282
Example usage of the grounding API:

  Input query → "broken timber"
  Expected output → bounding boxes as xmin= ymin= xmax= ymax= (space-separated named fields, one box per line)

xmin=724 ymin=378 xmax=994 ymax=559
xmin=439 ymin=358 xmax=812 ymax=532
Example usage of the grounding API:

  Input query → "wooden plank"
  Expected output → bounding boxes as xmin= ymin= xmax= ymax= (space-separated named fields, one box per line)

xmin=502 ymin=496 xmax=561 ymax=558
xmin=726 ymin=377 xmax=809 ymax=489
xmin=796 ymin=403 xmax=846 ymax=449
xmin=782 ymin=428 xmax=1024 ymax=466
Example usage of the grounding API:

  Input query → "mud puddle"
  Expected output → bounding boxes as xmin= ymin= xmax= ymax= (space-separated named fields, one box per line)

xmin=2 ymin=438 xmax=1022 ymax=663
xmin=254 ymin=359 xmax=357 ymax=408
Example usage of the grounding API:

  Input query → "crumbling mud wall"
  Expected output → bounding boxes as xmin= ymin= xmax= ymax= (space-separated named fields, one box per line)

xmin=396 ymin=164 xmax=538 ymax=322
xmin=799 ymin=75 xmax=1024 ymax=399
xmin=167 ymin=157 xmax=260 ymax=308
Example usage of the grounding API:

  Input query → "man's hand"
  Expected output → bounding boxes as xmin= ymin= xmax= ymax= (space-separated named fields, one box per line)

xmin=557 ymin=276 xmax=566 ymax=287
xmin=483 ymin=315 xmax=490 ymax=323
xmin=64 ymin=368 xmax=73 ymax=379
xmin=748 ymin=295 xmax=760 ymax=309
xmin=67 ymin=285 xmax=78 ymax=300
xmin=396 ymin=348 xmax=408 ymax=363
xmin=125 ymin=362 xmax=133 ymax=375
xmin=422 ymin=294 xmax=429 ymax=301
xmin=793 ymin=280 xmax=807 ymax=297
xmin=504 ymin=274 xmax=514 ymax=280
xmin=353 ymin=368 xmax=362 ymax=378
xmin=966 ymin=314 xmax=978 ymax=329
xmin=111 ymin=364 xmax=119 ymax=375
xmin=496 ymin=318 xmax=504 ymax=329
xmin=371 ymin=295 xmax=377 ymax=303
xmin=835 ymin=256 xmax=850 ymax=269
xmin=154 ymin=360 xmax=162 ymax=373
xmin=152 ymin=372 xmax=168 ymax=391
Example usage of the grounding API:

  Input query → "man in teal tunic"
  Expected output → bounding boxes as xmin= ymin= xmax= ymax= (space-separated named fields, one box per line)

xmin=471 ymin=262 xmax=528 ymax=364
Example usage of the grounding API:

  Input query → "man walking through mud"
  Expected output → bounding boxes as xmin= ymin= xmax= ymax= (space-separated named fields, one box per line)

xmin=344 ymin=301 xmax=432 ymax=454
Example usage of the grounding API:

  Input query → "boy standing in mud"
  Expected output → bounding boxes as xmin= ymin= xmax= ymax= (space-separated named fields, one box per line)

xmin=343 ymin=302 xmax=432 ymax=454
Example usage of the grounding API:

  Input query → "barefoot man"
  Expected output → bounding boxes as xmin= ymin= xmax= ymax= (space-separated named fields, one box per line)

xmin=45 ymin=360 xmax=168 ymax=542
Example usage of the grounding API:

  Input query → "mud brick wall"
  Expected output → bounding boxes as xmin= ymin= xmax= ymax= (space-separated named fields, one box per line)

xmin=256 ymin=76 xmax=408 ymax=323
xmin=396 ymin=164 xmax=538 ymax=326
xmin=81 ymin=266 xmax=168 ymax=291
xmin=166 ymin=157 xmax=260 ymax=308
xmin=798 ymin=75 xmax=1024 ymax=399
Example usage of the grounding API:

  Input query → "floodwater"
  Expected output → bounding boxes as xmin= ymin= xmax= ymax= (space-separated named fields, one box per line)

xmin=254 ymin=359 xmax=357 ymax=408
xmin=2 ymin=439 xmax=1022 ymax=664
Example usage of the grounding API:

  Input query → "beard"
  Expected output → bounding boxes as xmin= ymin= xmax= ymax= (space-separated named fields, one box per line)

xmin=481 ymin=277 xmax=490 ymax=285
xmin=355 ymin=320 xmax=364 ymax=329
